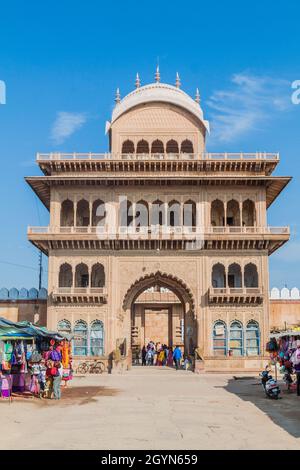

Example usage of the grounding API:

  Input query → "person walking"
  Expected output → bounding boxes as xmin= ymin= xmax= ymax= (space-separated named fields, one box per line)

xmin=291 ymin=343 xmax=300 ymax=396
xmin=142 ymin=346 xmax=147 ymax=366
xmin=53 ymin=361 xmax=63 ymax=400
xmin=167 ymin=347 xmax=173 ymax=367
xmin=173 ymin=346 xmax=182 ymax=370
xmin=146 ymin=347 xmax=153 ymax=366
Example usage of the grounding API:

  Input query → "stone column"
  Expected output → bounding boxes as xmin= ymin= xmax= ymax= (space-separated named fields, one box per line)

xmin=89 ymin=197 xmax=93 ymax=227
xmin=239 ymin=198 xmax=243 ymax=227
xmin=74 ymin=196 xmax=77 ymax=228
xmin=72 ymin=263 xmax=76 ymax=289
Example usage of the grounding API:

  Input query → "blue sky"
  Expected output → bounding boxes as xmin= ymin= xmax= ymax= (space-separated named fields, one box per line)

xmin=0 ymin=0 xmax=300 ymax=289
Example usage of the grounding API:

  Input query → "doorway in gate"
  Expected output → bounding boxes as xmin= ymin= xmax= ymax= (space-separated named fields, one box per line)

xmin=131 ymin=285 xmax=185 ymax=357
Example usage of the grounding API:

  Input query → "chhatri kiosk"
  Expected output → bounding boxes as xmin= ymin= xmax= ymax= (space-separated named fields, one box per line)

xmin=27 ymin=69 xmax=291 ymax=371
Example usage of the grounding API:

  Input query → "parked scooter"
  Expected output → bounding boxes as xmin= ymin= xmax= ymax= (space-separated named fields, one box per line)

xmin=260 ymin=367 xmax=281 ymax=399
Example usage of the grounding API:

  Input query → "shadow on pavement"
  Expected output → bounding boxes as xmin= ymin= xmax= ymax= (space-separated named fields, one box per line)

xmin=0 ymin=386 xmax=119 ymax=407
xmin=217 ymin=376 xmax=300 ymax=438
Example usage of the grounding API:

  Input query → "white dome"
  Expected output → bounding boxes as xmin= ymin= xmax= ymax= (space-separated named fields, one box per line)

xmin=291 ymin=287 xmax=300 ymax=299
xmin=270 ymin=287 xmax=280 ymax=299
xmin=106 ymin=82 xmax=210 ymax=134
xmin=281 ymin=287 xmax=290 ymax=299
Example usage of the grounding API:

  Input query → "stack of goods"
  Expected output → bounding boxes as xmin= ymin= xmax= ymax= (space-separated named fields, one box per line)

xmin=61 ymin=340 xmax=73 ymax=384
xmin=0 ymin=340 xmax=32 ymax=397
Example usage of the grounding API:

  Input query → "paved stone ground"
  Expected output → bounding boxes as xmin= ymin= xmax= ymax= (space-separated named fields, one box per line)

xmin=1 ymin=366 xmax=300 ymax=450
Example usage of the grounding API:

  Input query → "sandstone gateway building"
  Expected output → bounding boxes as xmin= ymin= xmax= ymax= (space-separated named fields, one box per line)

xmin=27 ymin=71 xmax=291 ymax=371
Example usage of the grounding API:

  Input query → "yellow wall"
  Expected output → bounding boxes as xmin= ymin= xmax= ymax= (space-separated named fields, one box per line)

xmin=0 ymin=301 xmax=47 ymax=325
xmin=270 ymin=300 xmax=300 ymax=329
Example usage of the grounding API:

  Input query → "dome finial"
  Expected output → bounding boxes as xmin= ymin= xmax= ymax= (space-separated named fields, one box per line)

xmin=115 ymin=87 xmax=121 ymax=104
xmin=175 ymin=72 xmax=181 ymax=88
xmin=155 ymin=65 xmax=160 ymax=83
xmin=195 ymin=88 xmax=200 ymax=104
xmin=135 ymin=73 xmax=141 ymax=88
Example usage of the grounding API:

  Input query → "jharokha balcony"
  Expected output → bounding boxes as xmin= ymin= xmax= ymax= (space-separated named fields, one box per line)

xmin=27 ymin=225 xmax=290 ymax=255
xmin=208 ymin=287 xmax=264 ymax=304
xmin=27 ymin=225 xmax=290 ymax=235
xmin=52 ymin=286 xmax=108 ymax=303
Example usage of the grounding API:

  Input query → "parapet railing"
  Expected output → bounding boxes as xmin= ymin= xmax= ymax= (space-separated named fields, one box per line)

xmin=53 ymin=287 xmax=107 ymax=295
xmin=209 ymin=287 xmax=263 ymax=295
xmin=36 ymin=152 xmax=279 ymax=162
xmin=27 ymin=225 xmax=290 ymax=235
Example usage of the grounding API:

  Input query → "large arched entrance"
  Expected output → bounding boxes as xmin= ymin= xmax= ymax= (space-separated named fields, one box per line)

xmin=122 ymin=271 xmax=197 ymax=363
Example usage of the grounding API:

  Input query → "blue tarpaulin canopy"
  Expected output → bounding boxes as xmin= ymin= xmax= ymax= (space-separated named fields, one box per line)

xmin=0 ymin=317 xmax=72 ymax=341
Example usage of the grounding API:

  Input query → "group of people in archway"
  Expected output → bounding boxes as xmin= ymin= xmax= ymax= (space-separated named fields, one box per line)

xmin=141 ymin=342 xmax=183 ymax=370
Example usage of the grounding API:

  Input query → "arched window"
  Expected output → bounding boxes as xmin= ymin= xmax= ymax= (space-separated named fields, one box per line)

xmin=228 ymin=263 xmax=242 ymax=288
xmin=151 ymin=199 xmax=165 ymax=226
xmin=135 ymin=200 xmax=149 ymax=227
xmin=76 ymin=199 xmax=90 ymax=227
xmin=229 ymin=321 xmax=243 ymax=356
xmin=166 ymin=139 xmax=179 ymax=154
xmin=91 ymin=263 xmax=105 ymax=287
xmin=73 ymin=320 xmax=88 ymax=356
xmin=151 ymin=139 xmax=164 ymax=154
xmin=60 ymin=199 xmax=74 ymax=227
xmin=181 ymin=139 xmax=194 ymax=154
xmin=121 ymin=140 xmax=134 ymax=154
xmin=212 ymin=263 xmax=226 ymax=288
xmin=227 ymin=200 xmax=240 ymax=226
xmin=57 ymin=319 xmax=71 ymax=336
xmin=213 ymin=321 xmax=227 ymax=356
xmin=90 ymin=320 xmax=104 ymax=356
xmin=59 ymin=263 xmax=73 ymax=288
xmin=211 ymin=200 xmax=224 ymax=227
xmin=167 ymin=200 xmax=180 ymax=227
xmin=75 ymin=263 xmax=89 ymax=288
xmin=242 ymin=199 xmax=256 ymax=226
xmin=183 ymin=200 xmax=196 ymax=227
xmin=136 ymin=140 xmax=149 ymax=154
xmin=244 ymin=263 xmax=259 ymax=288
xmin=92 ymin=200 xmax=105 ymax=226
xmin=246 ymin=321 xmax=260 ymax=356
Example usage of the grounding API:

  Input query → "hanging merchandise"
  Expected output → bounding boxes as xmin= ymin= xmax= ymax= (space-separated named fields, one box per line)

xmin=266 ymin=338 xmax=278 ymax=352
xmin=31 ymin=350 xmax=43 ymax=363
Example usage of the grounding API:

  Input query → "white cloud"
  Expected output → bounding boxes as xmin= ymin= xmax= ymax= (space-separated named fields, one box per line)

xmin=206 ymin=73 xmax=291 ymax=144
xmin=50 ymin=111 xmax=87 ymax=144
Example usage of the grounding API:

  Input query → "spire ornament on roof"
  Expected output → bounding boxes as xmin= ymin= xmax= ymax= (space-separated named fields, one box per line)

xmin=155 ymin=65 xmax=160 ymax=83
xmin=135 ymin=73 xmax=141 ymax=88
xmin=115 ymin=87 xmax=121 ymax=104
xmin=195 ymin=88 xmax=200 ymax=104
xmin=175 ymin=72 xmax=181 ymax=88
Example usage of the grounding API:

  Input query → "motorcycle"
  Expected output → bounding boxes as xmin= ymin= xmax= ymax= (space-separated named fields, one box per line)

xmin=260 ymin=367 xmax=281 ymax=399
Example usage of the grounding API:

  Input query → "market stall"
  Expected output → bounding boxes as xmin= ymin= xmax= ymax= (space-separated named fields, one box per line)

xmin=266 ymin=327 xmax=300 ymax=387
xmin=0 ymin=317 xmax=73 ymax=400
